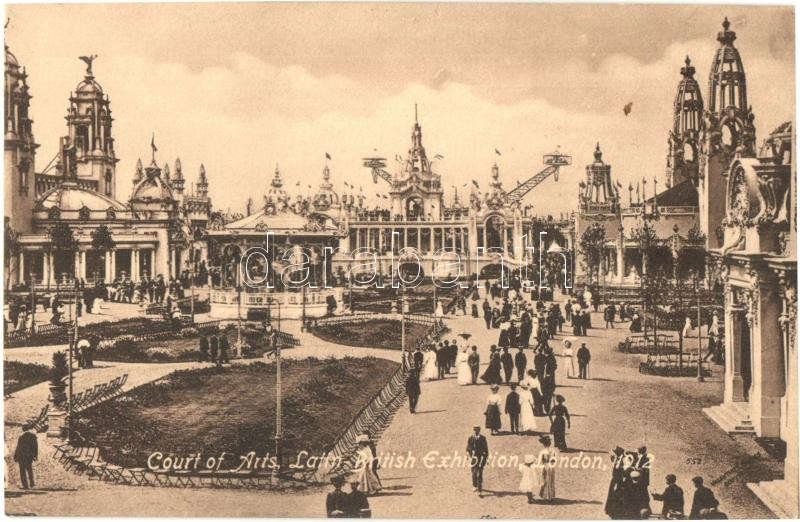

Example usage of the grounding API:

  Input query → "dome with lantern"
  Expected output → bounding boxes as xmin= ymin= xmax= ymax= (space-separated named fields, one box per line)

xmin=312 ymin=165 xmax=340 ymax=212
xmin=264 ymin=166 xmax=290 ymax=214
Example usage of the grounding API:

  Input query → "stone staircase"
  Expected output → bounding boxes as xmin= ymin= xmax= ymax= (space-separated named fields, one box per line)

xmin=747 ymin=479 xmax=799 ymax=518
xmin=702 ymin=401 xmax=755 ymax=434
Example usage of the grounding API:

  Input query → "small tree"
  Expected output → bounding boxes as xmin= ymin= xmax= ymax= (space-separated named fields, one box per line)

xmin=48 ymin=222 xmax=77 ymax=253
xmin=579 ymin=222 xmax=605 ymax=285
xmin=90 ymin=224 xmax=116 ymax=251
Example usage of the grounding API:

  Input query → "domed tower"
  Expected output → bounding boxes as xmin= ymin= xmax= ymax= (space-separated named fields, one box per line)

xmin=64 ymin=55 xmax=119 ymax=198
xmin=700 ymin=18 xmax=757 ymax=248
xmin=579 ymin=143 xmax=619 ymax=213
xmin=666 ymin=56 xmax=704 ymax=187
xmin=264 ymin=165 xmax=288 ymax=213
xmin=4 ymin=43 xmax=37 ymax=233
xmin=389 ymin=106 xmax=444 ymax=220
xmin=312 ymin=164 xmax=340 ymax=212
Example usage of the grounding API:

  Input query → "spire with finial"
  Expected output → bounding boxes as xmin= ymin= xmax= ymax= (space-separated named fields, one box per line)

xmin=594 ymin=142 xmax=603 ymax=162
xmin=680 ymin=55 xmax=695 ymax=79
xmin=197 ymin=163 xmax=208 ymax=197
xmin=717 ymin=17 xmax=736 ymax=45
xmin=163 ymin=162 xmax=171 ymax=184
xmin=172 ymin=158 xmax=185 ymax=194
xmin=133 ymin=158 xmax=143 ymax=184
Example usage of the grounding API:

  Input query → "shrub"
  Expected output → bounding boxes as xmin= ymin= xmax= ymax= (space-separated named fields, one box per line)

xmin=50 ymin=351 xmax=69 ymax=386
xmin=179 ymin=327 xmax=199 ymax=338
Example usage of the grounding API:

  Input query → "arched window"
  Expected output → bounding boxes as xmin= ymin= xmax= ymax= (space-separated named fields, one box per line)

xmin=104 ymin=169 xmax=113 ymax=196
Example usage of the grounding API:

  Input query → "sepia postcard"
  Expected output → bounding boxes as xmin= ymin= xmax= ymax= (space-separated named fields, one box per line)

xmin=3 ymin=2 xmax=798 ymax=519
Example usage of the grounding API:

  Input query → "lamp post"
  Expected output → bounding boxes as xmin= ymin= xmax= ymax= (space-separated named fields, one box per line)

xmin=695 ymin=271 xmax=705 ymax=382
xmin=29 ymin=271 xmax=36 ymax=336
xmin=401 ymin=284 xmax=407 ymax=370
xmin=236 ymin=284 xmax=243 ymax=358
xmin=265 ymin=297 xmax=283 ymax=477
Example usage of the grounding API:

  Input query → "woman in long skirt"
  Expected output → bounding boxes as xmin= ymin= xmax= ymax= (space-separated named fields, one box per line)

xmin=561 ymin=338 xmax=576 ymax=379
xmin=354 ymin=436 xmax=383 ymax=495
xmin=536 ymin=436 xmax=558 ymax=502
xmin=524 ymin=370 xmax=545 ymax=416
xmin=423 ymin=347 xmax=438 ymax=381
xmin=456 ymin=348 xmax=471 ymax=385
xmin=480 ymin=346 xmax=503 ymax=385
xmin=518 ymin=384 xmax=538 ymax=434
xmin=549 ymin=395 xmax=571 ymax=450
xmin=484 ymin=384 xmax=502 ymax=435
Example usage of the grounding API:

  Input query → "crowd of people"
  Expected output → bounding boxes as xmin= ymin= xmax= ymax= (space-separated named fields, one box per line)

xmin=604 ymin=445 xmax=726 ymax=519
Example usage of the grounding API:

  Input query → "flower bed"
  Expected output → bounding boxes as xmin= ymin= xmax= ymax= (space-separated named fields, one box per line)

xmin=74 ymin=357 xmax=400 ymax=470
xmin=3 ymin=361 xmax=51 ymax=396
xmin=95 ymin=325 xmax=273 ymax=363
xmin=311 ymin=319 xmax=432 ymax=350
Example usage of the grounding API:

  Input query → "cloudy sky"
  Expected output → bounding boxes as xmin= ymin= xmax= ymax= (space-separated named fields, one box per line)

xmin=6 ymin=3 xmax=795 ymax=216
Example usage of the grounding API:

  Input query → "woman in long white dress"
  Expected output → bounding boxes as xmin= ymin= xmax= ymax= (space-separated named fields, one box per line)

xmin=536 ymin=436 xmax=558 ymax=502
xmin=518 ymin=454 xmax=538 ymax=503
xmin=423 ymin=348 xmax=438 ymax=381
xmin=518 ymin=384 xmax=538 ymax=434
xmin=456 ymin=348 xmax=471 ymax=385
xmin=562 ymin=338 xmax=576 ymax=379
xmin=353 ymin=435 xmax=383 ymax=495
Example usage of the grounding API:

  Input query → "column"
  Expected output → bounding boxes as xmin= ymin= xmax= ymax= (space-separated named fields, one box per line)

xmin=417 ymin=227 xmax=421 ymax=251
xmin=170 ymin=249 xmax=176 ymax=279
xmin=131 ymin=249 xmax=139 ymax=282
xmin=429 ymin=227 xmax=434 ymax=253
xmin=47 ymin=252 xmax=54 ymax=288
xmin=104 ymin=252 xmax=112 ymax=283
xmin=18 ymin=251 xmax=25 ymax=284
xmin=110 ymin=251 xmax=117 ymax=281
xmin=752 ymin=282 xmax=783 ymax=437
xmin=724 ymin=305 xmax=746 ymax=403
xmin=79 ymin=251 xmax=87 ymax=281
xmin=616 ymin=227 xmax=625 ymax=284
xmin=149 ymin=250 xmax=155 ymax=279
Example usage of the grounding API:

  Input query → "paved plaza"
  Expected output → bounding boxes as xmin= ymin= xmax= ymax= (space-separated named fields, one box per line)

xmin=3 ymin=296 xmax=780 ymax=518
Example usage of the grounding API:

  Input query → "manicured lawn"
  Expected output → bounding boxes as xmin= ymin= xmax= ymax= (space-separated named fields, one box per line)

xmin=312 ymin=319 xmax=431 ymax=350
xmin=4 ymin=361 xmax=51 ymax=396
xmin=75 ymin=357 xmax=400 ymax=469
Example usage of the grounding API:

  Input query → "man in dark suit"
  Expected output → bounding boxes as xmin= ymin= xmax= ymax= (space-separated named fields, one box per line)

xmin=436 ymin=344 xmax=447 ymax=379
xmin=468 ymin=346 xmax=480 ymax=384
xmin=209 ymin=333 xmax=219 ymax=364
xmin=514 ymin=347 xmax=527 ymax=382
xmin=218 ymin=334 xmax=230 ymax=364
xmin=14 ymin=425 xmax=38 ymax=489
xmin=466 ymin=426 xmax=489 ymax=493
xmin=504 ymin=384 xmax=521 ymax=434
xmin=482 ymin=300 xmax=492 ymax=330
xmin=412 ymin=347 xmax=424 ymax=371
xmin=689 ymin=476 xmax=719 ymax=519
xmin=500 ymin=346 xmax=514 ymax=383
xmin=577 ymin=343 xmax=591 ymax=379
xmin=199 ymin=334 xmax=210 ymax=362
xmin=405 ymin=369 xmax=421 ymax=413
xmin=651 ymin=474 xmax=684 ymax=518
xmin=326 ymin=475 xmax=348 ymax=517
xmin=442 ymin=340 xmax=452 ymax=373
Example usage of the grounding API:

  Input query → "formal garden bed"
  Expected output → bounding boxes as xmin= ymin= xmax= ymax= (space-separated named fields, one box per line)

xmin=5 ymin=317 xmax=175 ymax=348
xmin=311 ymin=319 xmax=432 ymax=350
xmin=94 ymin=324 xmax=274 ymax=363
xmin=3 ymin=361 xmax=51 ymax=396
xmin=74 ymin=357 xmax=399 ymax=469
xmin=350 ymin=282 xmax=473 ymax=314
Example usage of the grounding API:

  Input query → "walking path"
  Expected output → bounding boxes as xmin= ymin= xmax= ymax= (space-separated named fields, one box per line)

xmin=4 ymin=298 xmax=777 ymax=517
